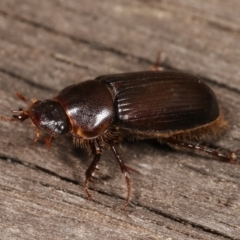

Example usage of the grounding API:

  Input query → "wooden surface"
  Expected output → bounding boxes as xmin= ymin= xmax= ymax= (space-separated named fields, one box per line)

xmin=0 ymin=0 xmax=240 ymax=239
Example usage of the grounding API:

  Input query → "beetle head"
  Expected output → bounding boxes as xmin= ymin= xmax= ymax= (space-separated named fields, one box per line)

xmin=1 ymin=92 xmax=71 ymax=147
xmin=28 ymin=99 xmax=71 ymax=136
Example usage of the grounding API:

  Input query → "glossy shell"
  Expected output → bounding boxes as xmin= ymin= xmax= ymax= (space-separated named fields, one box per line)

xmin=97 ymin=71 xmax=219 ymax=132
xmin=55 ymin=80 xmax=114 ymax=139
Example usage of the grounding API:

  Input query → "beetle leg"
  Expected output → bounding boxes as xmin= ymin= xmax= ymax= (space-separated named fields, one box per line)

xmin=150 ymin=51 xmax=166 ymax=71
xmin=44 ymin=134 xmax=54 ymax=149
xmin=84 ymin=140 xmax=102 ymax=200
xmin=109 ymin=143 xmax=137 ymax=207
xmin=30 ymin=129 xmax=40 ymax=145
xmin=165 ymin=139 xmax=240 ymax=165
xmin=150 ymin=51 xmax=161 ymax=71
xmin=15 ymin=92 xmax=28 ymax=102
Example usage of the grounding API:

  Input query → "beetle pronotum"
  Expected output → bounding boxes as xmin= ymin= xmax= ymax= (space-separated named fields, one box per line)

xmin=1 ymin=65 xmax=239 ymax=206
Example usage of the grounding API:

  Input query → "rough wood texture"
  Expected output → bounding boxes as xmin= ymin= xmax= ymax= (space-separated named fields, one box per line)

xmin=0 ymin=0 xmax=240 ymax=239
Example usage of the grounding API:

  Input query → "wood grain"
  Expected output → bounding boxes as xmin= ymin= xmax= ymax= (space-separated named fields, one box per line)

xmin=0 ymin=0 xmax=240 ymax=239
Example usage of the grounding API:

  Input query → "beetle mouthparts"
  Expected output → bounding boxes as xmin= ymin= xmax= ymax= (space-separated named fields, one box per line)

xmin=12 ymin=108 xmax=29 ymax=122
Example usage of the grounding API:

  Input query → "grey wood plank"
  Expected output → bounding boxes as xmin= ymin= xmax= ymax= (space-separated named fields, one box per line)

xmin=0 ymin=0 xmax=240 ymax=239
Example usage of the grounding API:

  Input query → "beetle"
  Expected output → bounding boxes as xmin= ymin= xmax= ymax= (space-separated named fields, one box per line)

xmin=1 ymin=70 xmax=239 ymax=206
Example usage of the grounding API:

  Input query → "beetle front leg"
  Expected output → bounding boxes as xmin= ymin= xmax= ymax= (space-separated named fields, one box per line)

xmin=85 ymin=140 xmax=102 ymax=200
xmin=164 ymin=138 xmax=240 ymax=165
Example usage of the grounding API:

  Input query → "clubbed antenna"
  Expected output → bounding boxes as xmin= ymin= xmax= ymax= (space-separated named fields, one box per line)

xmin=0 ymin=92 xmax=30 ymax=122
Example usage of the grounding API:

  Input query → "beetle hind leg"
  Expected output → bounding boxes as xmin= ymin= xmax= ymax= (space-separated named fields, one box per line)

xmin=150 ymin=51 xmax=167 ymax=71
xmin=164 ymin=138 xmax=240 ymax=165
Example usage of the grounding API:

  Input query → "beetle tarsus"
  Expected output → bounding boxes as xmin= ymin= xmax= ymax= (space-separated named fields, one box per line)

xmin=165 ymin=139 xmax=240 ymax=165
xmin=44 ymin=134 xmax=54 ymax=149
xmin=15 ymin=92 xmax=28 ymax=102
xmin=84 ymin=182 xmax=93 ymax=201
xmin=30 ymin=130 xmax=40 ymax=146
xmin=150 ymin=51 xmax=162 ymax=71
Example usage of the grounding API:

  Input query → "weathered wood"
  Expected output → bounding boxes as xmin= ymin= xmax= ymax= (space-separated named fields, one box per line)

xmin=0 ymin=0 xmax=240 ymax=239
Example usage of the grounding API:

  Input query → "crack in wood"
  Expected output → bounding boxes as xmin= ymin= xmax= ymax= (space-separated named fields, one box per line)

xmin=0 ymin=153 xmax=79 ymax=185
xmin=0 ymin=9 xmax=164 ymax=70
xmin=0 ymin=67 xmax=54 ymax=92
xmin=134 ymin=205 xmax=239 ymax=240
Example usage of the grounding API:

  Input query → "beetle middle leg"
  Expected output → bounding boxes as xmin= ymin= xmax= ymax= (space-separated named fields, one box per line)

xmin=109 ymin=143 xmax=138 ymax=207
xmin=164 ymin=138 xmax=240 ymax=165
xmin=85 ymin=140 xmax=102 ymax=199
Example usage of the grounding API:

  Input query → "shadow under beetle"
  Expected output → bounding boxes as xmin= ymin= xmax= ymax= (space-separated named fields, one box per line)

xmin=1 ymin=66 xmax=239 ymax=206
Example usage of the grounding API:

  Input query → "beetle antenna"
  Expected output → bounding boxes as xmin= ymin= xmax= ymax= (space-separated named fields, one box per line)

xmin=0 ymin=108 xmax=29 ymax=122
xmin=0 ymin=92 xmax=34 ymax=123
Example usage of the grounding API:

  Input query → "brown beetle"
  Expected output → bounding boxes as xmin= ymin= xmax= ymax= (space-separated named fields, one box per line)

xmin=1 ymin=70 xmax=239 ymax=206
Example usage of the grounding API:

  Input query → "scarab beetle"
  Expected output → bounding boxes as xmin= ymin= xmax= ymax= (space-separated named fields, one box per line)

xmin=1 ymin=70 xmax=239 ymax=205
